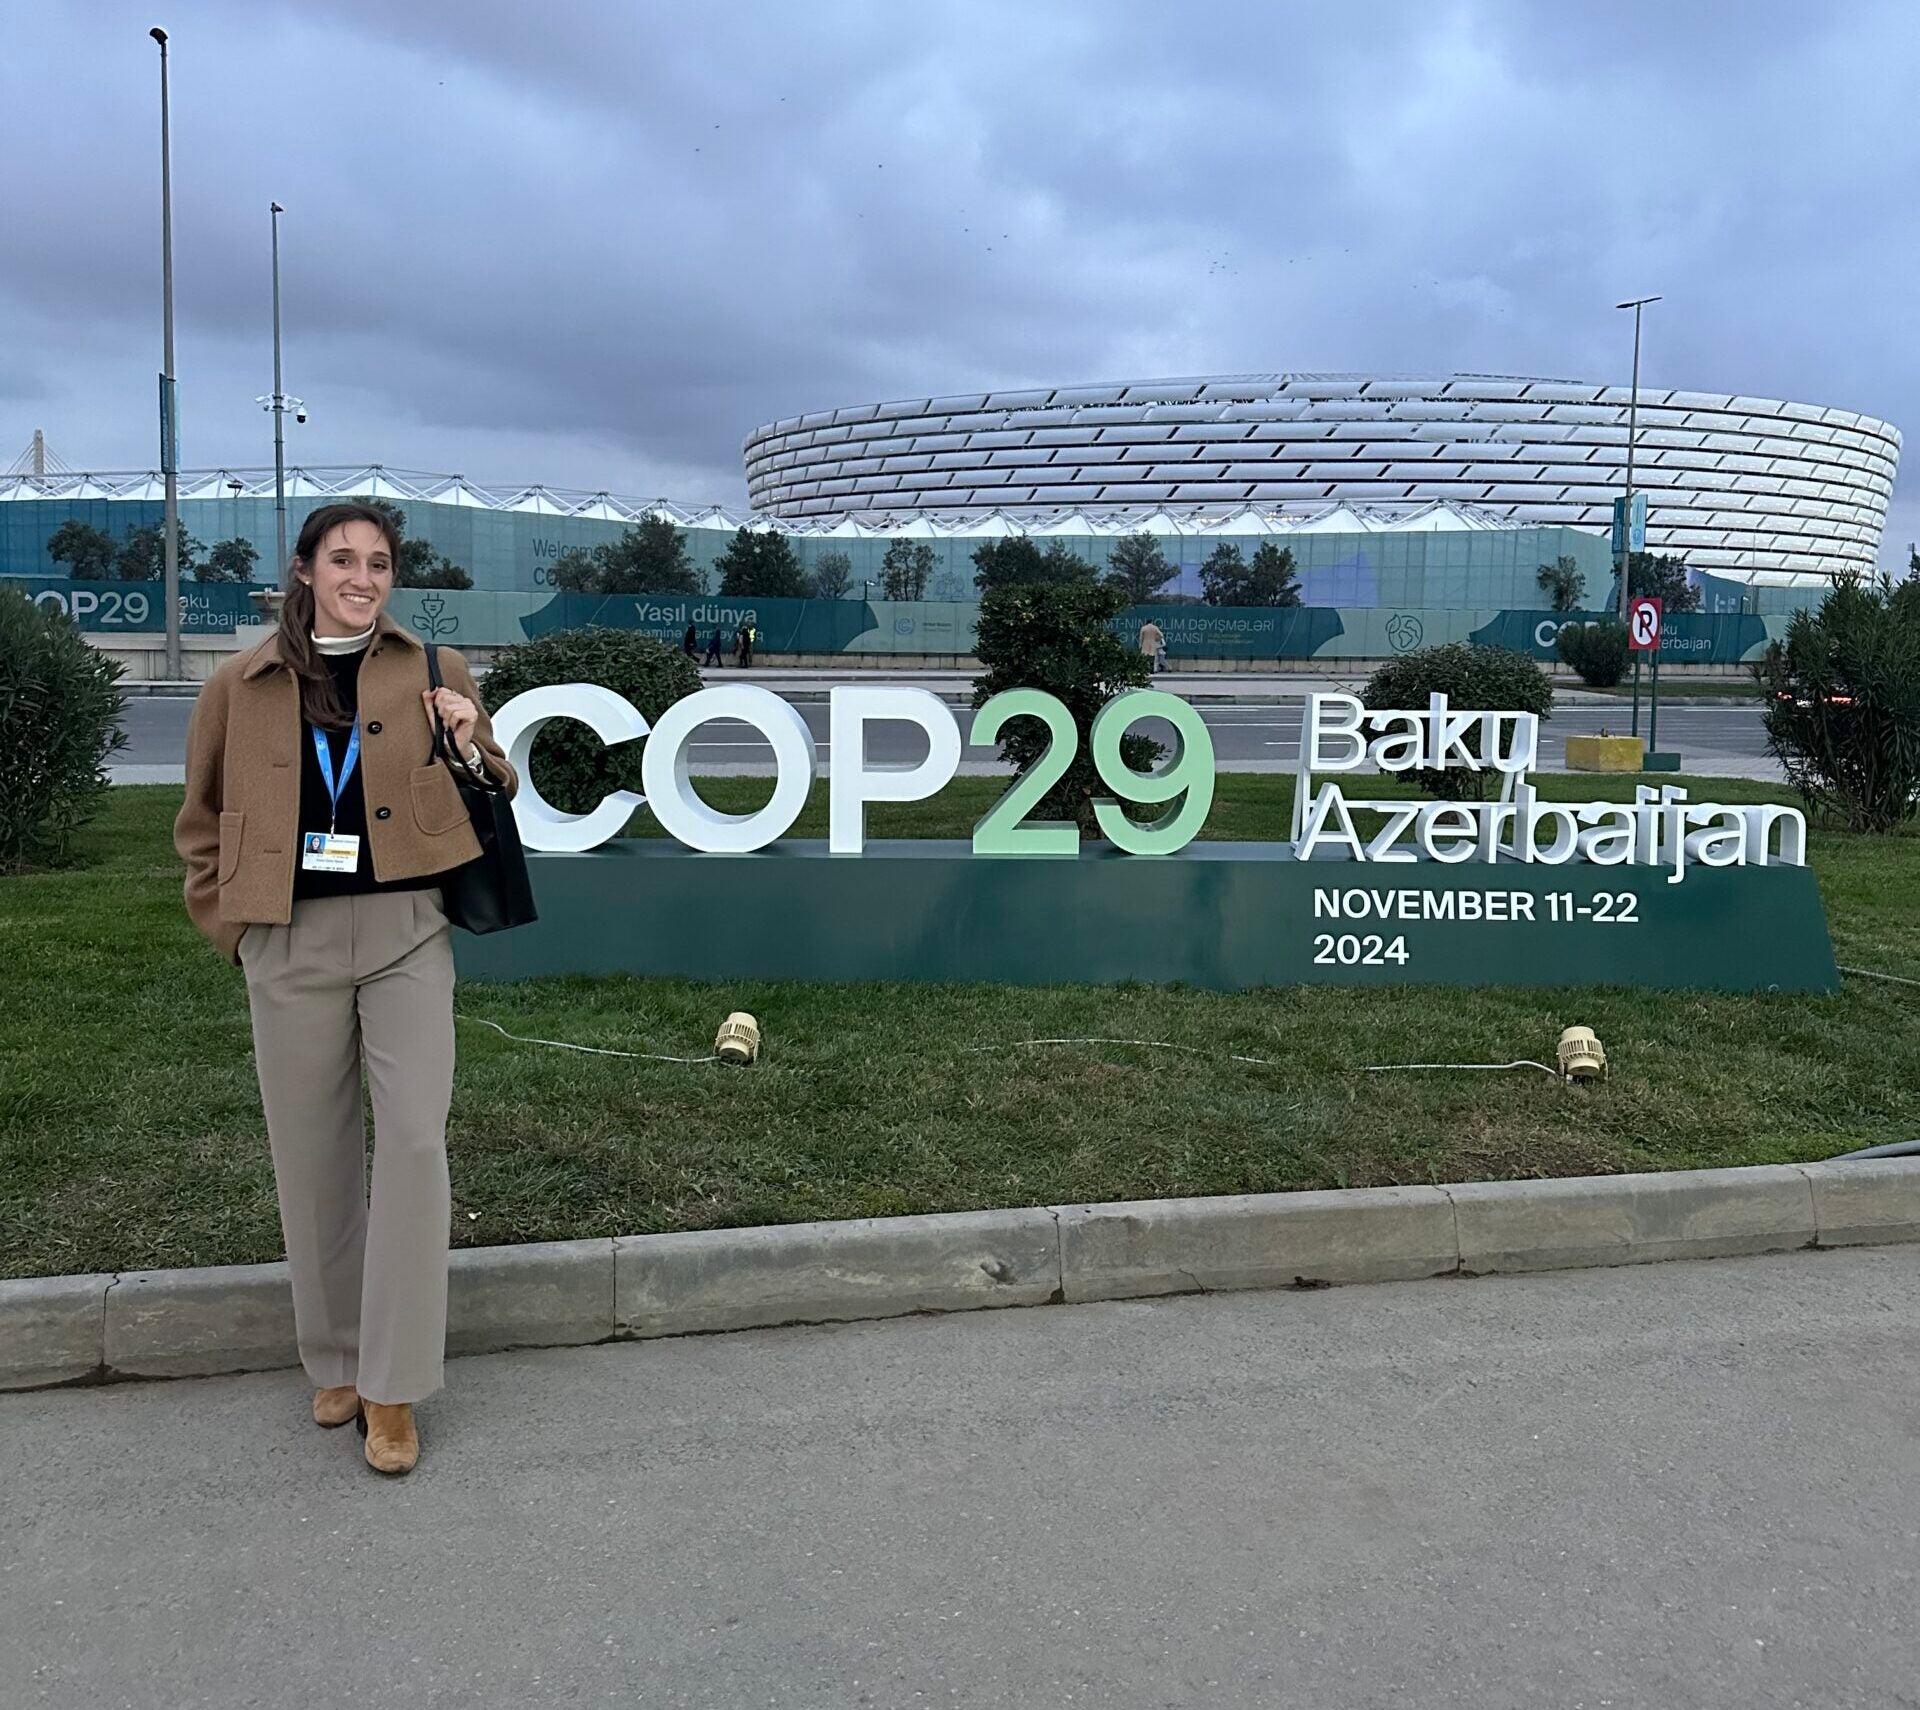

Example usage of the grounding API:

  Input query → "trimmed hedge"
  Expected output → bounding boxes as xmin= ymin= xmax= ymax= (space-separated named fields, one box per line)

xmin=480 ymin=627 xmax=702 ymax=815
xmin=1362 ymin=642 xmax=1554 ymax=800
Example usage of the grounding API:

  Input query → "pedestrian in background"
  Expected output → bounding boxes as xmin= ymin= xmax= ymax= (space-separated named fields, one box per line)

xmin=681 ymin=622 xmax=697 ymax=657
xmin=1139 ymin=617 xmax=1166 ymax=674
xmin=704 ymin=626 xmax=725 ymax=668
xmin=173 ymin=501 xmax=517 ymax=1479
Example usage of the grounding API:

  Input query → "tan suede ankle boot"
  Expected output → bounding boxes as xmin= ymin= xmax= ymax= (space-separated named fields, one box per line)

xmin=312 ymin=1385 xmax=360 ymax=1429
xmin=359 ymin=1401 xmax=419 ymax=1476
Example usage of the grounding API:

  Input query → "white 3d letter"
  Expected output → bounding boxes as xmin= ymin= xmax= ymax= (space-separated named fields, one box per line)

xmin=490 ymin=684 xmax=650 ymax=853
xmin=641 ymin=685 xmax=817 ymax=853
xmin=828 ymin=686 xmax=963 ymax=853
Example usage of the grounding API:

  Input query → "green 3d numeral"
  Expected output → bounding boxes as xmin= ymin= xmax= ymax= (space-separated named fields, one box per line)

xmin=971 ymin=690 xmax=1079 ymax=855
xmin=1089 ymin=690 xmax=1216 ymax=855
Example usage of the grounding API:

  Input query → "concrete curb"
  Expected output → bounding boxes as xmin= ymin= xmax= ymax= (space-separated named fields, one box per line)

xmin=4 ymin=1160 xmax=1916 ymax=1392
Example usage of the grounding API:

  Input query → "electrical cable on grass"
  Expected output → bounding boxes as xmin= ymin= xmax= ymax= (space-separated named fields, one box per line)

xmin=456 ymin=1013 xmax=718 ymax=1064
xmin=1364 ymin=1060 xmax=1563 ymax=1077
xmin=1838 ymin=964 xmax=1920 ymax=989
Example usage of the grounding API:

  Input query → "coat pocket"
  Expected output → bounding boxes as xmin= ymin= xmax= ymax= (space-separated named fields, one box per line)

xmin=409 ymin=764 xmax=472 ymax=836
xmin=217 ymin=810 xmax=245 ymax=883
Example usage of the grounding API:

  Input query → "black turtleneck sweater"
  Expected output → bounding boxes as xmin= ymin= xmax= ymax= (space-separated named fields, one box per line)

xmin=292 ymin=647 xmax=442 ymax=902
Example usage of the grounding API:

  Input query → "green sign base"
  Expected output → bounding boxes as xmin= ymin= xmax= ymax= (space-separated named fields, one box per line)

xmin=453 ymin=841 xmax=1838 ymax=993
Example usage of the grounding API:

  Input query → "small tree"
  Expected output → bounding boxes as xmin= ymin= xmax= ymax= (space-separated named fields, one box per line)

xmin=46 ymin=520 xmax=118 ymax=580
xmin=360 ymin=497 xmax=476 ymax=590
xmin=1555 ymin=619 xmax=1629 ymax=687
xmin=550 ymin=515 xmax=698 ymax=596
xmin=114 ymin=520 xmax=203 ymax=582
xmin=199 ymin=537 xmax=259 ymax=584
xmin=1610 ymin=551 xmax=1701 ymax=613
xmin=971 ymin=577 xmax=1161 ymax=836
xmin=715 ymin=527 xmax=808 ymax=597
xmin=1362 ymin=643 xmax=1554 ymax=800
xmin=972 ymin=536 xmax=1091 ymax=593
xmin=1756 ymin=574 xmax=1920 ymax=833
xmin=0 ymin=587 xmax=127 ymax=871
xmin=1199 ymin=540 xmax=1301 ymax=606
xmin=1102 ymin=531 xmax=1174 ymax=603
xmin=811 ymin=550 xmax=853 ymax=600
xmin=879 ymin=539 xmax=935 ymax=600
xmin=1536 ymin=555 xmax=1586 ymax=612
xmin=399 ymin=557 xmax=473 ymax=589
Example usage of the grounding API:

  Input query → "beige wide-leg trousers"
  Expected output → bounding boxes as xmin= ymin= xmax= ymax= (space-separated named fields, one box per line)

xmin=238 ymin=889 xmax=456 ymax=1405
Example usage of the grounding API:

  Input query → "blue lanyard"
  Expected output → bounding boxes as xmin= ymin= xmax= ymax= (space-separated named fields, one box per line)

xmin=312 ymin=723 xmax=361 ymax=833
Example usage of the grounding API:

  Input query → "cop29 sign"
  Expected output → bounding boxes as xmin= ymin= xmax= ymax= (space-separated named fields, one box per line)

xmin=463 ymin=683 xmax=1834 ymax=994
xmin=491 ymin=683 xmax=1808 ymax=881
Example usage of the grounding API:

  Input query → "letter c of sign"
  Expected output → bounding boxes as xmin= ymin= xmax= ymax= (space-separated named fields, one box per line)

xmin=1534 ymin=619 xmax=1559 ymax=649
xmin=489 ymin=684 xmax=649 ymax=853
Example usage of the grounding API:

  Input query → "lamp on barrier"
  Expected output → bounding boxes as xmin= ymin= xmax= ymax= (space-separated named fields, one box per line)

xmin=715 ymin=1012 xmax=761 ymax=1066
xmin=1557 ymin=1026 xmax=1608 ymax=1082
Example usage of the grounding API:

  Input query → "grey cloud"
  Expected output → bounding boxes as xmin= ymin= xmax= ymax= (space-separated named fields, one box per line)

xmin=3 ymin=0 xmax=1914 ymax=555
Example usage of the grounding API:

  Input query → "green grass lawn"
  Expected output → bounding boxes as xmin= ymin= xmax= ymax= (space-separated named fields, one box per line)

xmin=1 ymin=777 xmax=1914 ymax=1280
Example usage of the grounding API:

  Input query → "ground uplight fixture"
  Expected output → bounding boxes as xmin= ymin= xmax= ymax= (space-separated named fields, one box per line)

xmin=1557 ymin=1026 xmax=1608 ymax=1082
xmin=715 ymin=1012 xmax=761 ymax=1066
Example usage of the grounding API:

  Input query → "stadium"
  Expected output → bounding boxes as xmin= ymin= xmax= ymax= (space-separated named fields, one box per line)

xmin=744 ymin=372 xmax=1901 ymax=583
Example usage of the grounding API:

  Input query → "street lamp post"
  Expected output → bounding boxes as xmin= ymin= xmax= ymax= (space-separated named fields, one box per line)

xmin=270 ymin=202 xmax=287 ymax=577
xmin=1614 ymin=294 xmax=1661 ymax=625
xmin=151 ymin=26 xmax=180 ymax=681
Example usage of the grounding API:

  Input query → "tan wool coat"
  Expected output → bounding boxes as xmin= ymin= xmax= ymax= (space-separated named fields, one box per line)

xmin=174 ymin=612 xmax=518 ymax=964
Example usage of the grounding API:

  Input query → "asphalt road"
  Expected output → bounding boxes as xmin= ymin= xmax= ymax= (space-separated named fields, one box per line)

xmin=112 ymin=692 xmax=1779 ymax=780
xmin=3 ymin=1246 xmax=1915 ymax=1708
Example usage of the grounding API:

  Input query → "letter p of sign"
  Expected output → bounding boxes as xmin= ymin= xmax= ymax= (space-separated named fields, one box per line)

xmin=829 ymin=686 xmax=963 ymax=853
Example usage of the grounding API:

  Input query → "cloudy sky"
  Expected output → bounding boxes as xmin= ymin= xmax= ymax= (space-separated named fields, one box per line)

xmin=5 ymin=0 xmax=1916 ymax=560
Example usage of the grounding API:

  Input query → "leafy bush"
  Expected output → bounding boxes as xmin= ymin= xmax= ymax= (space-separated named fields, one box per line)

xmin=480 ymin=627 xmax=701 ymax=816
xmin=971 ymin=574 xmax=1160 ymax=835
xmin=1555 ymin=619 xmax=1629 ymax=687
xmin=1362 ymin=642 xmax=1554 ymax=800
xmin=1756 ymin=574 xmax=1920 ymax=833
xmin=0 ymin=588 xmax=128 ymax=872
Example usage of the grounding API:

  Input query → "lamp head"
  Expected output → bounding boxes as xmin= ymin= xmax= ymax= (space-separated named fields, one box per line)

xmin=150 ymin=26 xmax=168 ymax=44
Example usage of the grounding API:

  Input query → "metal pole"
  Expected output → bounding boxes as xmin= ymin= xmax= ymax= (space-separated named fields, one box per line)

xmin=1618 ymin=305 xmax=1641 ymax=625
xmin=152 ymin=27 xmax=180 ymax=680
xmin=271 ymin=201 xmax=286 ymax=579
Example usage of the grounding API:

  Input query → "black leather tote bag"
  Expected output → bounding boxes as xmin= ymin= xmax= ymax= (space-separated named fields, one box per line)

xmin=424 ymin=644 xmax=537 ymax=934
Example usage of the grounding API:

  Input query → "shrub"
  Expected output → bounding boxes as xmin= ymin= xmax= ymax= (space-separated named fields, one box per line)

xmin=0 ymin=588 xmax=128 ymax=872
xmin=1362 ymin=642 xmax=1554 ymax=800
xmin=1756 ymin=574 xmax=1920 ymax=833
xmin=971 ymin=576 xmax=1161 ymax=836
xmin=479 ymin=627 xmax=701 ymax=816
xmin=1555 ymin=619 xmax=1630 ymax=687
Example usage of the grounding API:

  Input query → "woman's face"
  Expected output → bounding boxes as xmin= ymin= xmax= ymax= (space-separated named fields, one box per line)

xmin=302 ymin=520 xmax=395 ymax=636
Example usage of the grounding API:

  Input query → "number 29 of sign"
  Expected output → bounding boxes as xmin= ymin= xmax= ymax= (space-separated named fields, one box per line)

xmin=489 ymin=684 xmax=1211 ymax=857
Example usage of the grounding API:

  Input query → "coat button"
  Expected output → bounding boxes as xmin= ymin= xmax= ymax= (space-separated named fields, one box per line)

xmin=367 ymin=720 xmax=383 ymax=734
xmin=375 ymin=806 xmax=392 ymax=820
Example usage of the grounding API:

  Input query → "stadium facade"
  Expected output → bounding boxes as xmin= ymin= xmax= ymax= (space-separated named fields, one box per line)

xmin=743 ymin=372 xmax=1900 ymax=581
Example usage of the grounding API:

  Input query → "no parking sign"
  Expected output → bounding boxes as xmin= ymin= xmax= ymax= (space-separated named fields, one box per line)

xmin=1628 ymin=596 xmax=1663 ymax=651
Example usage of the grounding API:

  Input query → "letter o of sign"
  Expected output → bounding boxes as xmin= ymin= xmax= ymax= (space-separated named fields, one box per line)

xmin=641 ymin=685 xmax=817 ymax=853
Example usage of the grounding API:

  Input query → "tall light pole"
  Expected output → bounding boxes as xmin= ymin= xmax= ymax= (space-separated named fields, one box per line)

xmin=151 ymin=27 xmax=181 ymax=680
xmin=269 ymin=202 xmax=288 ymax=577
xmin=1614 ymin=294 xmax=1661 ymax=623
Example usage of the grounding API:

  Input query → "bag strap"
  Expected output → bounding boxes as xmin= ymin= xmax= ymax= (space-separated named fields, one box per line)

xmin=423 ymin=643 xmax=449 ymax=764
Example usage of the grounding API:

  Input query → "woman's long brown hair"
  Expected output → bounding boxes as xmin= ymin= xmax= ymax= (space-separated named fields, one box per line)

xmin=276 ymin=502 xmax=404 ymax=731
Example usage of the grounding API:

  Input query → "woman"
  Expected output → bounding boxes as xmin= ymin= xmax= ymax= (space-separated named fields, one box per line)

xmin=173 ymin=502 xmax=517 ymax=1477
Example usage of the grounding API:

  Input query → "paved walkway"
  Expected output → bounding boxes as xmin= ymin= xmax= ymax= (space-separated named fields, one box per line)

xmin=4 ymin=1246 xmax=1915 ymax=1708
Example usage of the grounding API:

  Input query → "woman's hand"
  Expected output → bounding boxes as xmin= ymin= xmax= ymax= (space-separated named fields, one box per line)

xmin=423 ymin=686 xmax=479 ymax=756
